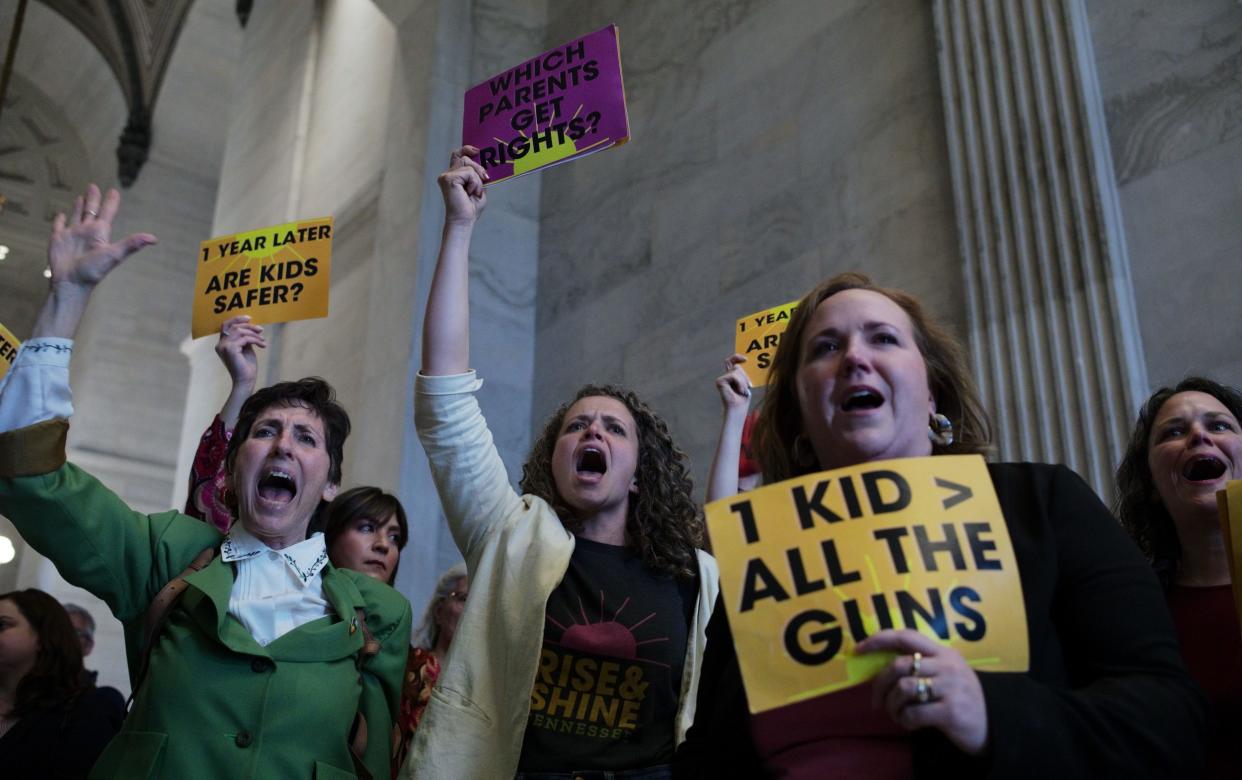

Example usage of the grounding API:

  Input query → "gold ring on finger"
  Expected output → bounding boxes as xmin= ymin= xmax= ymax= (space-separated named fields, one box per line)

xmin=910 ymin=651 xmax=922 ymax=676
xmin=915 ymin=676 xmax=934 ymax=704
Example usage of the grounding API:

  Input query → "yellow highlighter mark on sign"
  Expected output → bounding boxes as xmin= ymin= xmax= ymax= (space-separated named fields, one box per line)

xmin=705 ymin=455 xmax=1029 ymax=714
xmin=0 ymin=322 xmax=20 ymax=382
xmin=192 ymin=217 xmax=333 ymax=338
xmin=735 ymin=300 xmax=798 ymax=387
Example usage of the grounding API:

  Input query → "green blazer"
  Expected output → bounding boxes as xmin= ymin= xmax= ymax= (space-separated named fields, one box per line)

xmin=0 ymin=421 xmax=412 ymax=779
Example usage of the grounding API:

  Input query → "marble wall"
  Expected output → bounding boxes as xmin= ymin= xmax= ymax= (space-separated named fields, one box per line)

xmin=1090 ymin=0 xmax=1242 ymax=391
xmin=533 ymin=0 xmax=963 ymax=489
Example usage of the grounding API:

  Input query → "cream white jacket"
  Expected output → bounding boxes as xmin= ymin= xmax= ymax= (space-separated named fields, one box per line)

xmin=407 ymin=371 xmax=719 ymax=779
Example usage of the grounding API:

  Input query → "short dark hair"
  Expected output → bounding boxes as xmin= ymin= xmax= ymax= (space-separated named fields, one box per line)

xmin=1115 ymin=376 xmax=1242 ymax=588
xmin=0 ymin=589 xmax=86 ymax=719
xmin=225 ymin=377 xmax=350 ymax=485
xmin=322 ymin=486 xmax=409 ymax=583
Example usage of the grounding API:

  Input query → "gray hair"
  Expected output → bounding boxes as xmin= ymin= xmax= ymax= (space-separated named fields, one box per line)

xmin=62 ymin=603 xmax=95 ymax=638
xmin=412 ymin=563 xmax=467 ymax=650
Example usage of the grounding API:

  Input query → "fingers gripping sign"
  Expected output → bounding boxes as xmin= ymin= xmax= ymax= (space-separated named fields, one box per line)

xmin=215 ymin=315 xmax=266 ymax=386
xmin=856 ymin=628 xmax=989 ymax=755
xmin=439 ymin=145 xmax=489 ymax=225
xmin=715 ymin=353 xmax=753 ymax=412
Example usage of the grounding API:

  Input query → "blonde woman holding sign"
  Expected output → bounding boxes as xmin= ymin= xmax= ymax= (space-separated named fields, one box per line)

xmin=683 ymin=273 xmax=1204 ymax=778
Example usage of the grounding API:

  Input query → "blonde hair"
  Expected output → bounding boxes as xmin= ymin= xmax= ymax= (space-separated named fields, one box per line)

xmin=412 ymin=563 xmax=468 ymax=650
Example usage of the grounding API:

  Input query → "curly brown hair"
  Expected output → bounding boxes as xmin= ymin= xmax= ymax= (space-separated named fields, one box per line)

xmin=1115 ymin=376 xmax=1242 ymax=589
xmin=520 ymin=385 xmax=704 ymax=579
xmin=754 ymin=272 xmax=992 ymax=483
xmin=0 ymin=590 xmax=86 ymax=720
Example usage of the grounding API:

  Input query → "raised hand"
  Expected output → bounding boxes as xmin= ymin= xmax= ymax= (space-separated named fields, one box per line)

xmin=48 ymin=184 xmax=157 ymax=290
xmin=33 ymin=184 xmax=157 ymax=339
xmin=437 ymin=146 xmax=488 ymax=226
xmin=706 ymin=354 xmax=755 ymax=501
xmin=715 ymin=353 xmax=752 ymax=413
xmin=215 ymin=316 xmax=265 ymax=387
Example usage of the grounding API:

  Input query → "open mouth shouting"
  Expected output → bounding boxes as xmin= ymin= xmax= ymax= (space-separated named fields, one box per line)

xmin=1181 ymin=455 xmax=1228 ymax=485
xmin=574 ymin=445 xmax=608 ymax=483
xmin=838 ymin=385 xmax=886 ymax=414
xmin=256 ymin=468 xmax=299 ymax=508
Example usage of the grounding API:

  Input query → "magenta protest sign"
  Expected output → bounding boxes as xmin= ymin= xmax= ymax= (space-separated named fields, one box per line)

xmin=463 ymin=24 xmax=630 ymax=184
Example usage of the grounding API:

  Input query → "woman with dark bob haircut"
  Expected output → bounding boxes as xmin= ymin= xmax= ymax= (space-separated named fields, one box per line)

xmin=1116 ymin=376 xmax=1242 ymax=778
xmin=405 ymin=148 xmax=720 ymax=779
xmin=0 ymin=589 xmax=122 ymax=777
xmin=683 ymin=272 xmax=1205 ymax=778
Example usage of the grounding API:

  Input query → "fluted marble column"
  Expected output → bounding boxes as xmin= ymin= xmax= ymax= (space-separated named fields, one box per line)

xmin=933 ymin=0 xmax=1148 ymax=497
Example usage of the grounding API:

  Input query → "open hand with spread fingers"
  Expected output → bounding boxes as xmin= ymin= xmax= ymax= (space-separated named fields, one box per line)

xmin=856 ymin=628 xmax=989 ymax=755
xmin=48 ymin=183 xmax=157 ymax=290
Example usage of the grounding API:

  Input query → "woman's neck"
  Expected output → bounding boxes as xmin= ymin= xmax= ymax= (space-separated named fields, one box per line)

xmin=431 ymin=634 xmax=452 ymax=661
xmin=575 ymin=506 xmax=629 ymax=546
xmin=1174 ymin=508 xmax=1232 ymax=586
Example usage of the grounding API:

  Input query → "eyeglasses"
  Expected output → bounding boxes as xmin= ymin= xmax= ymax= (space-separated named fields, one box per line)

xmin=446 ymin=591 xmax=468 ymax=603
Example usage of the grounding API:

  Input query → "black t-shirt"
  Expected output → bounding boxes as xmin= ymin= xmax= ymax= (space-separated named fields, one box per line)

xmin=518 ymin=536 xmax=697 ymax=771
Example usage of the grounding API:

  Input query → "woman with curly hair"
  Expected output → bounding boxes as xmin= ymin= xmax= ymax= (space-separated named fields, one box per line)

xmin=1116 ymin=376 xmax=1242 ymax=777
xmin=405 ymin=147 xmax=719 ymax=779
xmin=0 ymin=589 xmax=122 ymax=778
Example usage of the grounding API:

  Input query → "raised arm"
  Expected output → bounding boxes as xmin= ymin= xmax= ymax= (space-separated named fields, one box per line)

xmin=416 ymin=150 xmax=532 ymax=562
xmin=421 ymin=146 xmax=488 ymax=376
xmin=184 ymin=317 xmax=265 ymax=528
xmin=214 ymin=315 xmax=264 ymax=428
xmin=0 ymin=185 xmax=155 ymax=435
xmin=706 ymin=354 xmax=752 ymax=502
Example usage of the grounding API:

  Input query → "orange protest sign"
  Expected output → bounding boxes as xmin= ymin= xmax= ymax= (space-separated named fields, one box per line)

xmin=0 ymin=322 xmax=19 ymax=381
xmin=192 ymin=217 xmax=332 ymax=338
xmin=706 ymin=455 xmax=1029 ymax=714
xmin=735 ymin=300 xmax=798 ymax=387
xmin=1217 ymin=482 xmax=1242 ymax=630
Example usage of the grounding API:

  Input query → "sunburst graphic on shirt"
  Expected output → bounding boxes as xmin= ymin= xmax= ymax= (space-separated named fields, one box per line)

xmin=547 ymin=591 xmax=670 ymax=666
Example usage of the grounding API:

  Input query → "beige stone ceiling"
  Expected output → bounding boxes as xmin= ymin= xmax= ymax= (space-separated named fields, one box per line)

xmin=33 ymin=0 xmax=196 ymax=184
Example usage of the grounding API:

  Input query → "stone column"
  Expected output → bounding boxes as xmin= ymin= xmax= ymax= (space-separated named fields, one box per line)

xmin=933 ymin=0 xmax=1148 ymax=497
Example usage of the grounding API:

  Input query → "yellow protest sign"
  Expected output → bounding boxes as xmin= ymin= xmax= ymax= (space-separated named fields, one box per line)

xmin=0 ymin=322 xmax=19 ymax=381
xmin=1216 ymin=482 xmax=1242 ymax=629
xmin=735 ymin=300 xmax=798 ymax=387
xmin=192 ymin=217 xmax=333 ymax=338
xmin=705 ymin=454 xmax=1028 ymax=714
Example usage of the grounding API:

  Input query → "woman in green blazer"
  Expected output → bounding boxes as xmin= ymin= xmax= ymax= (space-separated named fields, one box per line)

xmin=0 ymin=184 xmax=411 ymax=779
